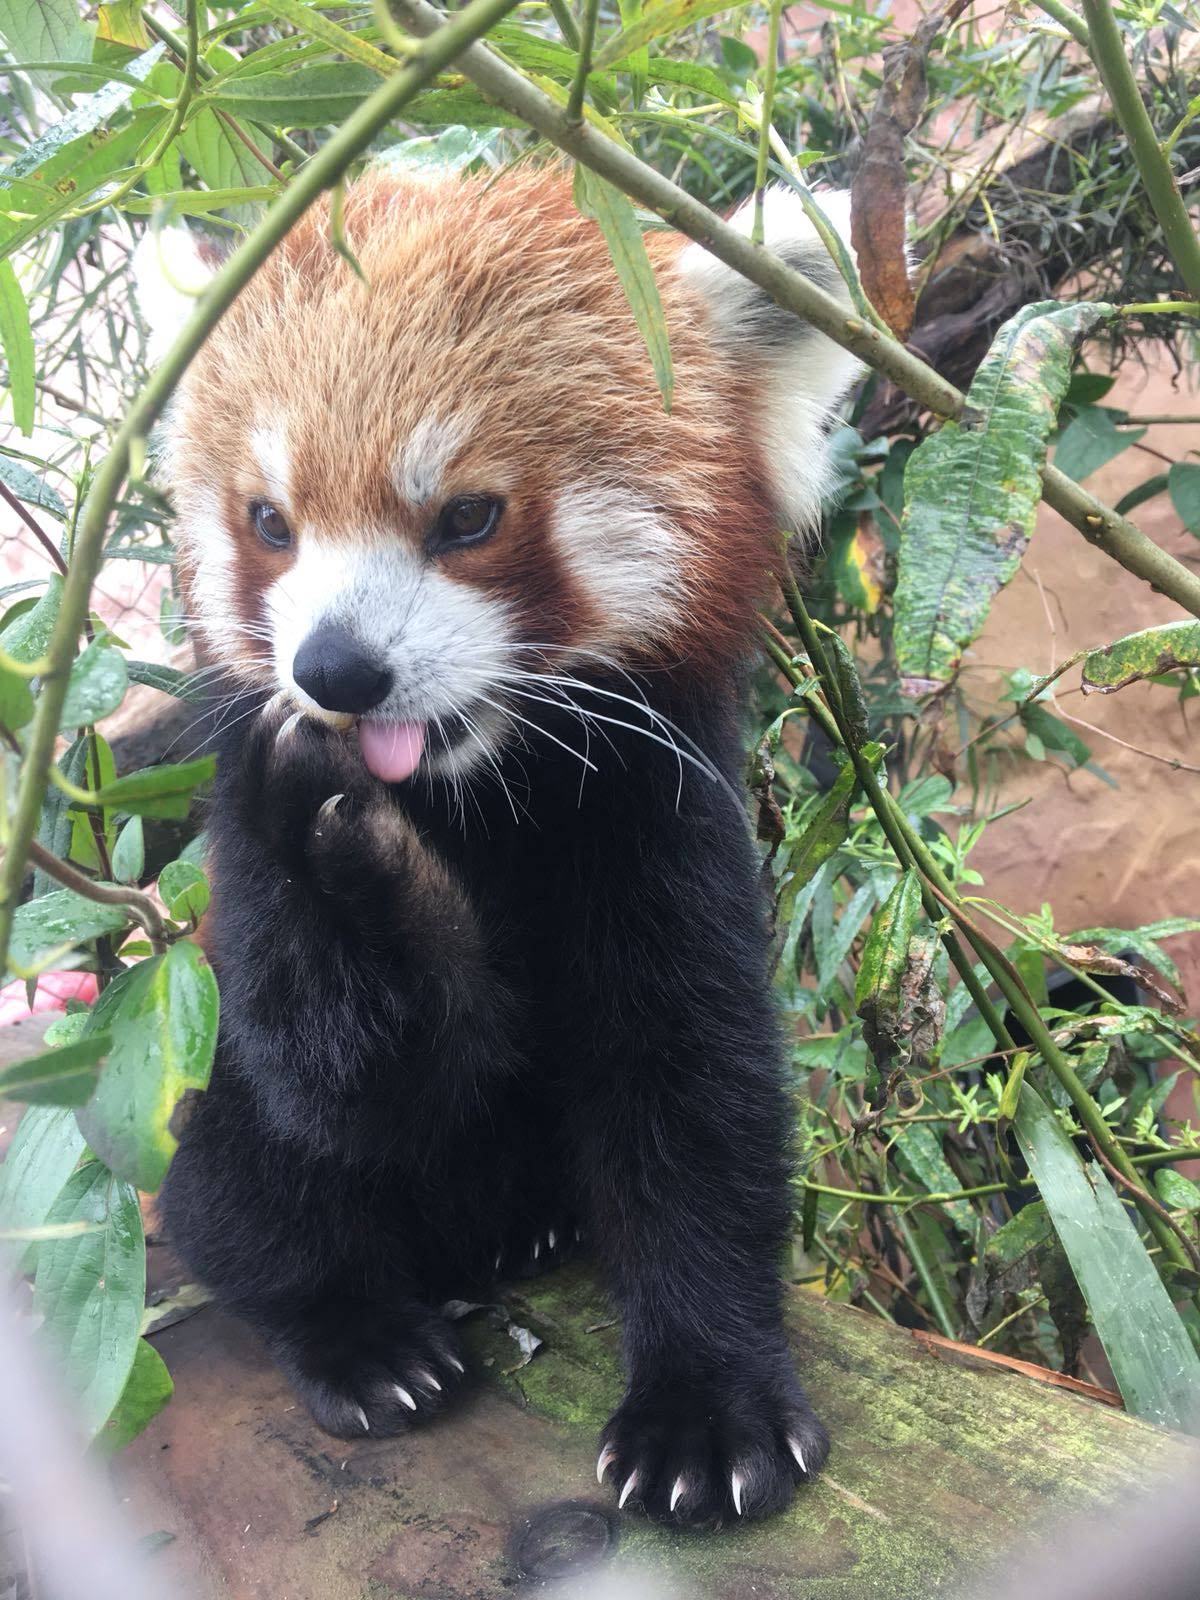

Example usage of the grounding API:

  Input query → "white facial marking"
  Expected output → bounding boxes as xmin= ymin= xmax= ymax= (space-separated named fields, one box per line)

xmin=552 ymin=484 xmax=686 ymax=648
xmin=182 ymin=491 xmax=240 ymax=662
xmin=264 ymin=533 xmax=515 ymax=775
xmin=391 ymin=410 xmax=472 ymax=508
xmin=251 ymin=424 xmax=293 ymax=510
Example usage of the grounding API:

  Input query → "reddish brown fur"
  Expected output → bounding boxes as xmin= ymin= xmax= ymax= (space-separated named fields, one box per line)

xmin=168 ymin=166 xmax=780 ymax=676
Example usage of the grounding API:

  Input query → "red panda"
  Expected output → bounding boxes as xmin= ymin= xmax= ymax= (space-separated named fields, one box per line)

xmin=152 ymin=165 xmax=862 ymax=1530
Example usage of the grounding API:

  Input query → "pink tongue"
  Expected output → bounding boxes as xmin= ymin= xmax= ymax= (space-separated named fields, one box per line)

xmin=357 ymin=719 xmax=427 ymax=784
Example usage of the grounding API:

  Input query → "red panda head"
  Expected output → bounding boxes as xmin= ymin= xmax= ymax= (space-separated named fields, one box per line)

xmin=145 ymin=167 xmax=860 ymax=781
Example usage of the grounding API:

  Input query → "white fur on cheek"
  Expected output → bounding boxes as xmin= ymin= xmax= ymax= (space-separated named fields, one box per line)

xmin=180 ymin=493 xmax=243 ymax=667
xmin=552 ymin=484 xmax=687 ymax=652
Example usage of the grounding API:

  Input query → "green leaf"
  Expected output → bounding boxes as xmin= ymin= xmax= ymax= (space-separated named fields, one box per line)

xmin=125 ymin=659 xmax=205 ymax=703
xmin=820 ymin=630 xmax=869 ymax=746
xmin=157 ymin=860 xmax=210 ymax=924
xmin=92 ymin=755 xmax=215 ymax=820
xmin=34 ymin=1162 xmax=145 ymax=1440
xmin=1081 ymin=621 xmax=1200 ymax=694
xmin=0 ymin=657 xmax=35 ymax=730
xmin=0 ymin=260 xmax=35 ymax=434
xmin=0 ymin=1104 xmax=87 ymax=1267
xmin=0 ymin=573 xmax=62 ymax=663
xmin=0 ymin=0 xmax=93 ymax=64
xmin=595 ymin=0 xmax=752 ymax=66
xmin=112 ymin=815 xmax=145 ymax=884
xmin=78 ymin=942 xmax=219 ymax=1193
xmin=1168 ymin=462 xmax=1200 ymax=534
xmin=377 ymin=125 xmax=501 ymax=175
xmin=855 ymin=869 xmax=944 ymax=1085
xmin=176 ymin=107 xmax=276 ymax=227
xmin=776 ymin=759 xmax=859 ymax=922
xmin=1115 ymin=472 xmax=1169 ymax=517
xmin=1156 ymin=1168 xmax=1200 ymax=1213
xmin=894 ymin=1123 xmax=974 ymax=1237
xmin=93 ymin=1337 xmax=173 ymax=1455
xmin=259 ymin=0 xmax=394 ymax=73
xmin=1012 ymin=1083 xmax=1200 ymax=1431
xmin=894 ymin=300 xmax=1113 ymax=696
xmin=984 ymin=1200 xmax=1052 ymax=1267
xmin=0 ymin=454 xmax=66 ymax=519
xmin=0 ymin=43 xmax=164 ymax=186
xmin=207 ymin=62 xmax=379 ymax=126
xmin=1054 ymin=406 xmax=1146 ymax=483
xmin=9 ymin=889 xmax=129 ymax=974
xmin=60 ymin=641 xmax=128 ymax=729
xmin=573 ymin=165 xmax=673 ymax=410
xmin=0 ymin=1034 xmax=110 ymax=1106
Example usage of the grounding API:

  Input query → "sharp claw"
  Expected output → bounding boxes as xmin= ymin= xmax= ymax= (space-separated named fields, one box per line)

xmin=446 ymin=1354 xmax=465 ymax=1376
xmin=548 ymin=1229 xmax=557 ymax=1250
xmin=731 ymin=1471 xmax=745 ymax=1516
xmin=494 ymin=1252 xmax=502 ymax=1273
xmin=417 ymin=1367 xmax=442 ymax=1392
xmin=618 ymin=1471 xmax=639 ymax=1510
xmin=275 ymin=710 xmax=305 ymax=745
xmin=596 ymin=1444 xmax=617 ymax=1485
xmin=670 ymin=1476 xmax=687 ymax=1514
xmin=788 ymin=1436 xmax=807 ymax=1474
xmin=532 ymin=1239 xmax=541 ymax=1260
xmin=262 ymin=690 xmax=293 ymax=723
xmin=395 ymin=1385 xmax=417 ymax=1411
xmin=316 ymin=793 xmax=345 ymax=828
xmin=353 ymin=1406 xmax=370 ymax=1434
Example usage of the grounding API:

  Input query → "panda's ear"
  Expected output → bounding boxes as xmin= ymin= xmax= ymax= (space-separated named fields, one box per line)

xmin=675 ymin=187 xmax=866 ymax=533
xmin=132 ymin=223 xmax=219 ymax=363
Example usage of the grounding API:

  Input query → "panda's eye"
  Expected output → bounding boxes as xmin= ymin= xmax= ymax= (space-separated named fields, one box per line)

xmin=432 ymin=495 xmax=503 ymax=553
xmin=250 ymin=501 xmax=292 ymax=550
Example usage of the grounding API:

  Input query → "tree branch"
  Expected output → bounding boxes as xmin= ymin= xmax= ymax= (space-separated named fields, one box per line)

xmin=22 ymin=840 xmax=167 ymax=955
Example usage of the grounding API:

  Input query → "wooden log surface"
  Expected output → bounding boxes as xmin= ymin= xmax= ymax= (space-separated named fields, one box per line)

xmin=115 ymin=1257 xmax=1200 ymax=1600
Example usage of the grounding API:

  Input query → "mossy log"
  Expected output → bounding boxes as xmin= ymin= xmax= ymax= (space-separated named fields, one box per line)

xmin=118 ymin=1261 xmax=1199 ymax=1598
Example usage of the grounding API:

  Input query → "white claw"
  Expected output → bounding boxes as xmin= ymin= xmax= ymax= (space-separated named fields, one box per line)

xmin=532 ymin=1238 xmax=541 ymax=1260
xmin=353 ymin=1406 xmax=370 ymax=1433
xmin=788 ymin=1436 xmax=807 ymax=1475
xmin=395 ymin=1385 xmax=417 ymax=1411
xmin=548 ymin=1229 xmax=557 ymax=1250
xmin=494 ymin=1252 xmax=503 ymax=1273
xmin=731 ymin=1471 xmax=745 ymax=1517
xmin=596 ymin=1444 xmax=617 ymax=1484
xmin=670 ymin=1476 xmax=687 ymax=1514
xmin=275 ymin=710 xmax=305 ymax=745
xmin=574 ymin=1227 xmax=582 ymax=1243
xmin=618 ymin=1471 xmax=639 ymax=1510
xmin=316 ymin=793 xmax=344 ymax=828
xmin=446 ymin=1354 xmax=465 ymax=1376
xmin=418 ymin=1368 xmax=442 ymax=1392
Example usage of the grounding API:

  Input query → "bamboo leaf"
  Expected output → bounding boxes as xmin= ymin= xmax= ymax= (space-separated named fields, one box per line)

xmin=1012 ymin=1082 xmax=1200 ymax=1432
xmin=1081 ymin=621 xmax=1200 ymax=694
xmin=78 ymin=942 xmax=219 ymax=1194
xmin=894 ymin=300 xmax=1113 ymax=697
xmin=573 ymin=165 xmax=673 ymax=410
xmin=0 ymin=261 xmax=35 ymax=435
xmin=34 ymin=1162 xmax=145 ymax=1439
xmin=594 ymin=0 xmax=751 ymax=67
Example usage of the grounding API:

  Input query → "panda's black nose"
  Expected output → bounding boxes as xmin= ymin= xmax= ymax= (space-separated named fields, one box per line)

xmin=292 ymin=627 xmax=392 ymax=714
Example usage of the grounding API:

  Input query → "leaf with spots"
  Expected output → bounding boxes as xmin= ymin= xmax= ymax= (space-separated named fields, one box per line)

xmin=893 ymin=300 xmax=1114 ymax=698
xmin=1081 ymin=620 xmax=1200 ymax=695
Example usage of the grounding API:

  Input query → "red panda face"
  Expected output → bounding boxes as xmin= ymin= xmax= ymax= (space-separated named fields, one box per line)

xmin=152 ymin=168 xmax=860 ymax=781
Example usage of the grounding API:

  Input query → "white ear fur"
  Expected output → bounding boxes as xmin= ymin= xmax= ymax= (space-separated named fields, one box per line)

xmin=676 ymin=187 xmax=867 ymax=534
xmin=132 ymin=223 xmax=216 ymax=364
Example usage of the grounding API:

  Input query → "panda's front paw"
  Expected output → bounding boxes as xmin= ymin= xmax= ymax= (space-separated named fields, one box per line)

xmin=266 ymin=1297 xmax=467 ymax=1440
xmin=597 ymin=1368 xmax=827 ymax=1528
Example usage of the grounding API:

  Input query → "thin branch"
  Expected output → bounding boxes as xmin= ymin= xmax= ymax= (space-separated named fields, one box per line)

xmin=1079 ymin=0 xmax=1200 ymax=300
xmin=0 ymin=481 xmax=67 ymax=577
xmin=566 ymin=0 xmax=599 ymax=126
xmin=22 ymin=840 xmax=167 ymax=955
xmin=1091 ymin=1139 xmax=1200 ymax=1274
xmin=390 ymin=0 xmax=1200 ymax=623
